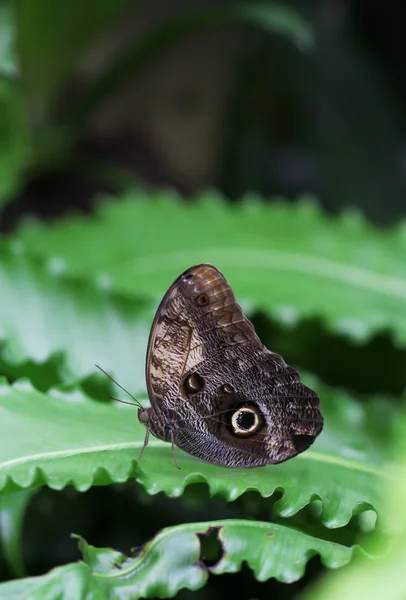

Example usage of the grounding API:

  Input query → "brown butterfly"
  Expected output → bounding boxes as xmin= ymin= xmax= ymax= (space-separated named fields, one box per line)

xmin=138 ymin=264 xmax=323 ymax=468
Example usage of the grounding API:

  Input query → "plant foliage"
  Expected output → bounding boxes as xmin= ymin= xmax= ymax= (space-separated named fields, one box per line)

xmin=0 ymin=188 xmax=402 ymax=595
xmin=0 ymin=519 xmax=365 ymax=599
xmin=16 ymin=191 xmax=406 ymax=344
xmin=0 ymin=377 xmax=395 ymax=528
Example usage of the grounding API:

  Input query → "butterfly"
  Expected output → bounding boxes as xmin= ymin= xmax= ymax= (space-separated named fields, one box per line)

xmin=137 ymin=264 xmax=323 ymax=468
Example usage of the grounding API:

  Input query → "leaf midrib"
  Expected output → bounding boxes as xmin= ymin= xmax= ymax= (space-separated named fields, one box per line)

xmin=132 ymin=249 xmax=406 ymax=300
xmin=0 ymin=440 xmax=386 ymax=478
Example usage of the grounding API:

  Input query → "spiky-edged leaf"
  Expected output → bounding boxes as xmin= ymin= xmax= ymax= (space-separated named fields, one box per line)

xmin=301 ymin=400 xmax=406 ymax=600
xmin=0 ymin=243 xmax=152 ymax=391
xmin=0 ymin=378 xmax=395 ymax=527
xmin=15 ymin=191 xmax=406 ymax=344
xmin=0 ymin=519 xmax=365 ymax=599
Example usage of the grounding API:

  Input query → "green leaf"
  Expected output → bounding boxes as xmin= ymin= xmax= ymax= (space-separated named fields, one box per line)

xmin=0 ymin=563 xmax=101 ymax=600
xmin=0 ymin=76 xmax=29 ymax=207
xmin=14 ymin=0 xmax=136 ymax=114
xmin=0 ymin=520 xmax=364 ymax=598
xmin=0 ymin=377 xmax=395 ymax=528
xmin=0 ymin=242 xmax=152 ymax=392
xmin=301 ymin=412 xmax=406 ymax=600
xmin=0 ymin=489 xmax=36 ymax=577
xmin=15 ymin=191 xmax=406 ymax=344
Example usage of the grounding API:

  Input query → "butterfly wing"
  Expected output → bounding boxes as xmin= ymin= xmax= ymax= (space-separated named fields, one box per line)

xmin=144 ymin=263 xmax=323 ymax=467
xmin=146 ymin=263 xmax=262 ymax=411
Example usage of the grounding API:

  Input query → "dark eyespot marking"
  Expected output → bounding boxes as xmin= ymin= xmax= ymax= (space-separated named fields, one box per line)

xmin=184 ymin=372 xmax=205 ymax=394
xmin=219 ymin=341 xmax=228 ymax=350
xmin=235 ymin=410 xmax=256 ymax=430
xmin=229 ymin=404 xmax=263 ymax=437
xmin=221 ymin=383 xmax=234 ymax=394
xmin=184 ymin=273 xmax=193 ymax=280
xmin=196 ymin=293 xmax=209 ymax=305
xmin=292 ymin=434 xmax=316 ymax=452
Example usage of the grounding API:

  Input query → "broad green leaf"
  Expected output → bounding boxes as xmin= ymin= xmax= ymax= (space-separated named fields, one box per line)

xmin=0 ymin=563 xmax=101 ymax=600
xmin=0 ymin=377 xmax=395 ymax=528
xmin=303 ymin=526 xmax=405 ymax=600
xmin=14 ymin=0 xmax=136 ymax=114
xmin=0 ymin=76 xmax=29 ymax=207
xmin=0 ymin=243 xmax=152 ymax=392
xmin=15 ymin=191 xmax=406 ymax=344
xmin=302 ymin=412 xmax=406 ymax=600
xmin=0 ymin=489 xmax=35 ymax=577
xmin=0 ymin=520 xmax=364 ymax=599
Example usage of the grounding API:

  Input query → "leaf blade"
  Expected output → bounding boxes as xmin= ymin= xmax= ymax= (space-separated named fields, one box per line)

xmin=0 ymin=242 xmax=152 ymax=393
xmin=14 ymin=192 xmax=406 ymax=344
xmin=0 ymin=378 xmax=395 ymax=528
xmin=0 ymin=520 xmax=365 ymax=599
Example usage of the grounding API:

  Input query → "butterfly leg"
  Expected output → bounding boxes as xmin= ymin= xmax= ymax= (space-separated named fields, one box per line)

xmin=138 ymin=427 xmax=150 ymax=461
xmin=170 ymin=431 xmax=181 ymax=470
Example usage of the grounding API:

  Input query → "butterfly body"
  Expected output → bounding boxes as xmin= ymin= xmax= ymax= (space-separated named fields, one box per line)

xmin=139 ymin=264 xmax=323 ymax=468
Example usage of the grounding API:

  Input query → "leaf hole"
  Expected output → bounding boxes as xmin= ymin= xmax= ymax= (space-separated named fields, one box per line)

xmin=197 ymin=526 xmax=224 ymax=569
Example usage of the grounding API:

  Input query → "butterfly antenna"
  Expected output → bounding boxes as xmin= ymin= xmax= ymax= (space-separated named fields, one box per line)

xmin=95 ymin=364 xmax=143 ymax=409
xmin=110 ymin=396 xmax=140 ymax=407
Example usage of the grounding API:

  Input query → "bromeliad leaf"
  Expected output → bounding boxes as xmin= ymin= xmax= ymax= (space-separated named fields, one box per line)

xmin=14 ymin=190 xmax=406 ymax=344
xmin=0 ymin=519 xmax=365 ymax=599
xmin=0 ymin=377 xmax=395 ymax=527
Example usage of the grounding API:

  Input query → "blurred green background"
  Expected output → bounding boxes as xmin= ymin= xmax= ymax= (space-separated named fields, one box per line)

xmin=2 ymin=0 xmax=406 ymax=228
xmin=1 ymin=0 xmax=405 ymax=597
